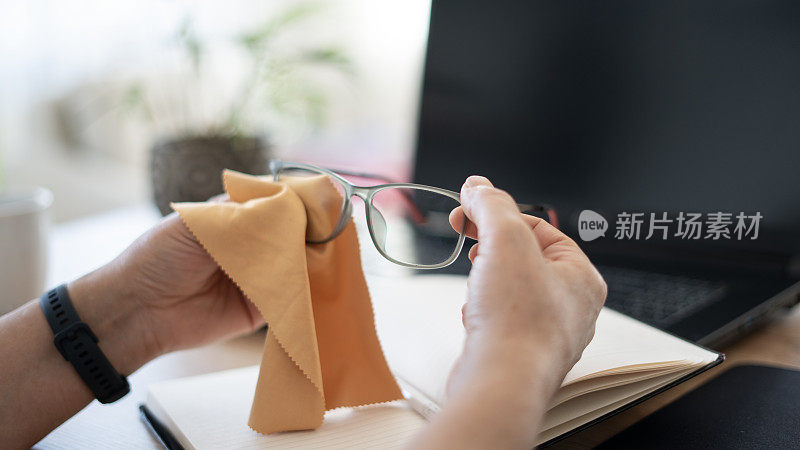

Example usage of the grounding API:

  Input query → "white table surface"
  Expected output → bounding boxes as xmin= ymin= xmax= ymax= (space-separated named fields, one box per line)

xmin=35 ymin=203 xmax=410 ymax=449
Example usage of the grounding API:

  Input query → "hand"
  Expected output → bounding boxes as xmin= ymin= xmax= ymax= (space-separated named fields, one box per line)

xmin=68 ymin=212 xmax=265 ymax=375
xmin=411 ymin=176 xmax=606 ymax=449
xmin=0 ymin=210 xmax=265 ymax=448
xmin=447 ymin=176 xmax=607 ymax=393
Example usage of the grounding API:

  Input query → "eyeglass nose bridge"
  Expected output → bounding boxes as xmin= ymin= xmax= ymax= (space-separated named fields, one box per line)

xmin=323 ymin=186 xmax=390 ymax=252
xmin=349 ymin=185 xmax=371 ymax=201
xmin=352 ymin=187 xmax=392 ymax=253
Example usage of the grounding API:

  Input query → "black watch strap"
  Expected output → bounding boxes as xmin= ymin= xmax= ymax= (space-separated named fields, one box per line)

xmin=40 ymin=284 xmax=130 ymax=404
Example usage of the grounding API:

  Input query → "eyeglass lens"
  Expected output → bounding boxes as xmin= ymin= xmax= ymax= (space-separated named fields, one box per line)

xmin=369 ymin=187 xmax=462 ymax=267
xmin=275 ymin=167 xmax=463 ymax=267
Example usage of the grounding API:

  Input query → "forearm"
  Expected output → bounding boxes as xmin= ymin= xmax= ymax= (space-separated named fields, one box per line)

xmin=409 ymin=335 xmax=565 ymax=450
xmin=0 ymin=269 xmax=156 ymax=448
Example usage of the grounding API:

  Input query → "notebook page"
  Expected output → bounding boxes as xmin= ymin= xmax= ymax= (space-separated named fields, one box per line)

xmin=369 ymin=274 xmax=467 ymax=406
xmin=147 ymin=366 xmax=425 ymax=449
xmin=537 ymin=367 xmax=695 ymax=445
xmin=563 ymin=308 xmax=718 ymax=384
xmin=552 ymin=366 xmax=679 ymax=406
xmin=368 ymin=274 xmax=718 ymax=407
xmin=541 ymin=367 xmax=694 ymax=431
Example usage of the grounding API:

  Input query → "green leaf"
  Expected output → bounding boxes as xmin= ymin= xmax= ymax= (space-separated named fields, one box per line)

xmin=267 ymin=1 xmax=326 ymax=32
xmin=237 ymin=1 xmax=326 ymax=52
xmin=176 ymin=16 xmax=203 ymax=73
xmin=297 ymin=47 xmax=355 ymax=76
xmin=121 ymin=84 xmax=146 ymax=112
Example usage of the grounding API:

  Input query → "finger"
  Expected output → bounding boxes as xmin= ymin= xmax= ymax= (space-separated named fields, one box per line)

xmin=454 ymin=197 xmax=587 ymax=263
xmin=459 ymin=176 xmax=542 ymax=259
xmin=244 ymin=297 xmax=266 ymax=330
xmin=468 ymin=242 xmax=480 ymax=262
xmin=208 ymin=193 xmax=230 ymax=203
xmin=518 ymin=214 xmax=589 ymax=263
xmin=449 ymin=206 xmax=478 ymax=237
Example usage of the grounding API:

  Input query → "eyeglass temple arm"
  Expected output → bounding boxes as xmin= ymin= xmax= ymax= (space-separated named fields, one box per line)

xmin=516 ymin=203 xmax=560 ymax=229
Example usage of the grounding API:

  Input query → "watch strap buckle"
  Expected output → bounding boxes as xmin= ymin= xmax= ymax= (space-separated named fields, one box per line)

xmin=53 ymin=322 xmax=98 ymax=361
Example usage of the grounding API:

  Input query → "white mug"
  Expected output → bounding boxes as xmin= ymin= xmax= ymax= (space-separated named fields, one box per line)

xmin=0 ymin=186 xmax=53 ymax=316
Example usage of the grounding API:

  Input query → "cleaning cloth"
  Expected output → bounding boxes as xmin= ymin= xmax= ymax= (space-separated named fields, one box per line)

xmin=172 ymin=170 xmax=403 ymax=434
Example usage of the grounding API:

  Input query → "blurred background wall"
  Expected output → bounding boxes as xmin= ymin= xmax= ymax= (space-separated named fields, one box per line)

xmin=0 ymin=0 xmax=431 ymax=222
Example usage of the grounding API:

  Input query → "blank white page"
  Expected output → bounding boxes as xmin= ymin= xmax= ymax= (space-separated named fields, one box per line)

xmin=369 ymin=275 xmax=468 ymax=406
xmin=147 ymin=366 xmax=425 ymax=450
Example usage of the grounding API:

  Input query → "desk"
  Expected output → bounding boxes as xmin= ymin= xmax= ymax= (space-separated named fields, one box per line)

xmin=35 ymin=206 xmax=800 ymax=448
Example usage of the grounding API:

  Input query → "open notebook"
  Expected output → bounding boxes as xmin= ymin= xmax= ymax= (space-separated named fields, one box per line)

xmin=143 ymin=275 xmax=722 ymax=449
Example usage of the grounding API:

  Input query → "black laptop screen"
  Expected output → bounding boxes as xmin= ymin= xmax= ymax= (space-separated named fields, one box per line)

xmin=413 ymin=1 xmax=800 ymax=257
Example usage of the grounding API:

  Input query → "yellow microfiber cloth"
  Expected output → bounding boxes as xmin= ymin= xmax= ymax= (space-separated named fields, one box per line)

xmin=172 ymin=169 xmax=403 ymax=434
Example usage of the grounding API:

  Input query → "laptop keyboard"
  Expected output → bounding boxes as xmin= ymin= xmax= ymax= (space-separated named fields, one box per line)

xmin=599 ymin=266 xmax=727 ymax=327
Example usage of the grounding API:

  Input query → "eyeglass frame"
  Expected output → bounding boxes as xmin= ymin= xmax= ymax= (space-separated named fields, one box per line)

xmin=269 ymin=159 xmax=468 ymax=269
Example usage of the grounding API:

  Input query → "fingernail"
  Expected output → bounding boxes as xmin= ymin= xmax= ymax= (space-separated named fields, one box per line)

xmin=464 ymin=175 xmax=491 ymax=190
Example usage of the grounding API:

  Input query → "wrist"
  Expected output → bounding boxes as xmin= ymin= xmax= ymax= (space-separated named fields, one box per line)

xmin=452 ymin=330 xmax=568 ymax=412
xmin=67 ymin=265 xmax=158 ymax=375
xmin=473 ymin=327 xmax=572 ymax=372
xmin=432 ymin=338 xmax=562 ymax=449
xmin=470 ymin=332 xmax=565 ymax=383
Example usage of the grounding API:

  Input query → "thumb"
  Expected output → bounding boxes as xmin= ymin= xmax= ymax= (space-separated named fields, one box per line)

xmin=459 ymin=176 xmax=543 ymax=260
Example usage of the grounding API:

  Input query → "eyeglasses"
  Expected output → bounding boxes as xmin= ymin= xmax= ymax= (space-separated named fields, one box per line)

xmin=270 ymin=160 xmax=557 ymax=270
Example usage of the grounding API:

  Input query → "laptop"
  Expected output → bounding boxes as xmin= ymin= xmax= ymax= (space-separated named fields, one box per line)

xmin=410 ymin=0 xmax=800 ymax=347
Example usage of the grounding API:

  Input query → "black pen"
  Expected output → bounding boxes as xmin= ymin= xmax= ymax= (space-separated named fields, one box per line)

xmin=139 ymin=404 xmax=185 ymax=450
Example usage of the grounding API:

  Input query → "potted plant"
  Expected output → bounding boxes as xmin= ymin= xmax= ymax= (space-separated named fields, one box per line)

xmin=126 ymin=2 xmax=353 ymax=215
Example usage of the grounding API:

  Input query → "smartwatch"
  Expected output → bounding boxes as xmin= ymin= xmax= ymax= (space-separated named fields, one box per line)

xmin=40 ymin=284 xmax=130 ymax=403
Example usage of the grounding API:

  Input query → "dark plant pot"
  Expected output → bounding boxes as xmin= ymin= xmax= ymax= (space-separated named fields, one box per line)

xmin=150 ymin=135 xmax=269 ymax=216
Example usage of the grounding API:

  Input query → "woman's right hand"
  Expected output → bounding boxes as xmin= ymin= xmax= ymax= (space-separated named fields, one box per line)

xmin=409 ymin=175 xmax=606 ymax=450
xmin=448 ymin=176 xmax=607 ymax=392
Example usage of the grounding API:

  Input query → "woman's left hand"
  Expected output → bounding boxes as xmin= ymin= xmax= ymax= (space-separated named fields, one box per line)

xmin=68 ymin=213 xmax=265 ymax=374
